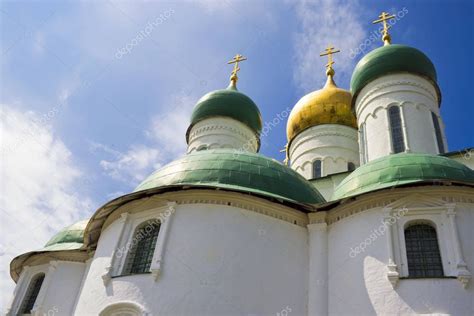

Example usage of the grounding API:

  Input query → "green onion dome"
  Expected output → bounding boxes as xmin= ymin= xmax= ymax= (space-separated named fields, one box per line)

xmin=10 ymin=219 xmax=88 ymax=281
xmin=43 ymin=219 xmax=88 ymax=251
xmin=350 ymin=44 xmax=440 ymax=105
xmin=333 ymin=153 xmax=474 ymax=200
xmin=135 ymin=149 xmax=325 ymax=205
xmin=186 ymin=86 xmax=263 ymax=142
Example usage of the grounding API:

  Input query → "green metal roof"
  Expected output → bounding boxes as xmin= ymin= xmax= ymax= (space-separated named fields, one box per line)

xmin=10 ymin=219 xmax=88 ymax=282
xmin=350 ymin=44 xmax=439 ymax=104
xmin=186 ymin=86 xmax=263 ymax=141
xmin=43 ymin=219 xmax=88 ymax=251
xmin=332 ymin=153 xmax=474 ymax=200
xmin=135 ymin=149 xmax=325 ymax=205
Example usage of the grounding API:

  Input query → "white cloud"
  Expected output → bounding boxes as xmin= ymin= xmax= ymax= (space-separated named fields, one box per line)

xmin=98 ymin=144 xmax=161 ymax=184
xmin=0 ymin=105 xmax=92 ymax=312
xmin=292 ymin=0 xmax=365 ymax=92
xmin=95 ymin=92 xmax=194 ymax=187
xmin=146 ymin=93 xmax=195 ymax=155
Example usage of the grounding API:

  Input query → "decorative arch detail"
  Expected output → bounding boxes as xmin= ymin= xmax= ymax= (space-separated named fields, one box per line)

xmin=99 ymin=301 xmax=147 ymax=316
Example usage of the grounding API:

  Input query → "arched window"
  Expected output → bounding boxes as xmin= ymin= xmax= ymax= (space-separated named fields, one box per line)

xmin=388 ymin=106 xmax=405 ymax=153
xmin=312 ymin=159 xmax=322 ymax=178
xmin=347 ymin=162 xmax=355 ymax=171
xmin=123 ymin=221 xmax=161 ymax=275
xmin=359 ymin=123 xmax=367 ymax=164
xmin=404 ymin=224 xmax=443 ymax=278
xmin=99 ymin=302 xmax=144 ymax=316
xmin=431 ymin=112 xmax=445 ymax=154
xmin=19 ymin=273 xmax=45 ymax=314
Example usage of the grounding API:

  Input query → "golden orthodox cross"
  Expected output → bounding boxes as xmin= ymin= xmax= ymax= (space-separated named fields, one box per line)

xmin=280 ymin=144 xmax=289 ymax=165
xmin=227 ymin=54 xmax=247 ymax=85
xmin=319 ymin=46 xmax=340 ymax=75
xmin=372 ymin=11 xmax=396 ymax=45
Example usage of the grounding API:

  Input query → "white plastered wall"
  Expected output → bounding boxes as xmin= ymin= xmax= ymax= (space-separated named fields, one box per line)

xmin=324 ymin=188 xmax=474 ymax=315
xmin=74 ymin=191 xmax=308 ymax=316
xmin=8 ymin=260 xmax=86 ymax=316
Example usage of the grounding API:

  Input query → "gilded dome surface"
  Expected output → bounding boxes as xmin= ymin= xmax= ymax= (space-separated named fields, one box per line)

xmin=287 ymin=76 xmax=357 ymax=142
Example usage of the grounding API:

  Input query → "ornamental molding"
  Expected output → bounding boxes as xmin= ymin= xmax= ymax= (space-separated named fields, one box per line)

xmin=292 ymin=151 xmax=358 ymax=170
xmin=291 ymin=126 xmax=358 ymax=150
xmin=356 ymin=77 xmax=438 ymax=112
xmin=188 ymin=120 xmax=256 ymax=143
xmin=322 ymin=187 xmax=474 ymax=226
xmin=355 ymin=80 xmax=438 ymax=117
xmin=358 ymin=101 xmax=438 ymax=127
xmin=108 ymin=190 xmax=309 ymax=229
xmin=289 ymin=128 xmax=359 ymax=160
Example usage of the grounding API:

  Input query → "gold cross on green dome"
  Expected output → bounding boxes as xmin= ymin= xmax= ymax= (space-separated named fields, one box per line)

xmin=373 ymin=11 xmax=396 ymax=46
xmin=227 ymin=54 xmax=247 ymax=87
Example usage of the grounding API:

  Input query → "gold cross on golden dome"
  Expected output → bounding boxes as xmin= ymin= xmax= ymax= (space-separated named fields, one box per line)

xmin=320 ymin=45 xmax=340 ymax=76
xmin=373 ymin=11 xmax=396 ymax=46
xmin=227 ymin=54 xmax=247 ymax=87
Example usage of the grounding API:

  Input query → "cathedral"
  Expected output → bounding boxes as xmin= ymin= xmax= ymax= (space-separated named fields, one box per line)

xmin=7 ymin=12 xmax=474 ymax=316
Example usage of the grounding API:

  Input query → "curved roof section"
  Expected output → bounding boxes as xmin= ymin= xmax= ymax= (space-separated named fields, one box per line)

xmin=43 ymin=219 xmax=88 ymax=251
xmin=350 ymin=44 xmax=439 ymax=104
xmin=10 ymin=219 xmax=89 ymax=281
xmin=187 ymin=87 xmax=263 ymax=141
xmin=333 ymin=153 xmax=474 ymax=200
xmin=135 ymin=149 xmax=325 ymax=205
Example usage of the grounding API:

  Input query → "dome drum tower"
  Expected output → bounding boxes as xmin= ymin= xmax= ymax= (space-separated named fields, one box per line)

xmin=287 ymin=46 xmax=359 ymax=179
xmin=186 ymin=54 xmax=262 ymax=153
xmin=351 ymin=14 xmax=447 ymax=164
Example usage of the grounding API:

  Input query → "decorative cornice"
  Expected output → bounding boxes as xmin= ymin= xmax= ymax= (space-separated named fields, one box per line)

xmin=108 ymin=190 xmax=309 ymax=228
xmin=356 ymin=76 xmax=438 ymax=116
xmin=188 ymin=120 xmax=256 ymax=143
xmin=290 ymin=126 xmax=358 ymax=154
xmin=324 ymin=187 xmax=474 ymax=225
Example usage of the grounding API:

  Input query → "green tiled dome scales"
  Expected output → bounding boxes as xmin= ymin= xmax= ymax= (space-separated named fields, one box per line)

xmin=333 ymin=153 xmax=474 ymax=200
xmin=135 ymin=149 xmax=325 ymax=205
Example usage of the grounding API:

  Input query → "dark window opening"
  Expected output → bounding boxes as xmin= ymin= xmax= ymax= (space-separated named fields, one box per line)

xmin=405 ymin=224 xmax=444 ymax=278
xmin=19 ymin=273 xmax=45 ymax=314
xmin=388 ymin=106 xmax=405 ymax=153
xmin=431 ymin=112 xmax=445 ymax=154
xmin=123 ymin=222 xmax=161 ymax=275
xmin=313 ymin=160 xmax=322 ymax=178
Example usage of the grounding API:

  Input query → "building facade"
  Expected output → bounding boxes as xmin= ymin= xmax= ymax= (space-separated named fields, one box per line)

xmin=7 ymin=16 xmax=474 ymax=316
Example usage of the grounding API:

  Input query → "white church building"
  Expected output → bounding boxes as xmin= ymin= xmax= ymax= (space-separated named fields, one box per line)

xmin=7 ymin=12 xmax=474 ymax=316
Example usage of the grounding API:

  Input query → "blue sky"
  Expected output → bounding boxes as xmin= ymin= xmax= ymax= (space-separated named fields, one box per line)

xmin=1 ymin=0 xmax=473 ymax=309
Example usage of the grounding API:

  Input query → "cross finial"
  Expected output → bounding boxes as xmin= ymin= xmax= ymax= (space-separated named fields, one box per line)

xmin=280 ymin=143 xmax=289 ymax=165
xmin=227 ymin=54 xmax=247 ymax=88
xmin=319 ymin=45 xmax=340 ymax=77
xmin=373 ymin=11 xmax=396 ymax=46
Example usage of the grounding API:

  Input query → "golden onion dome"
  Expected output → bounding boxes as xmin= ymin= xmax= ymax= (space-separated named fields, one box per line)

xmin=286 ymin=69 xmax=357 ymax=143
